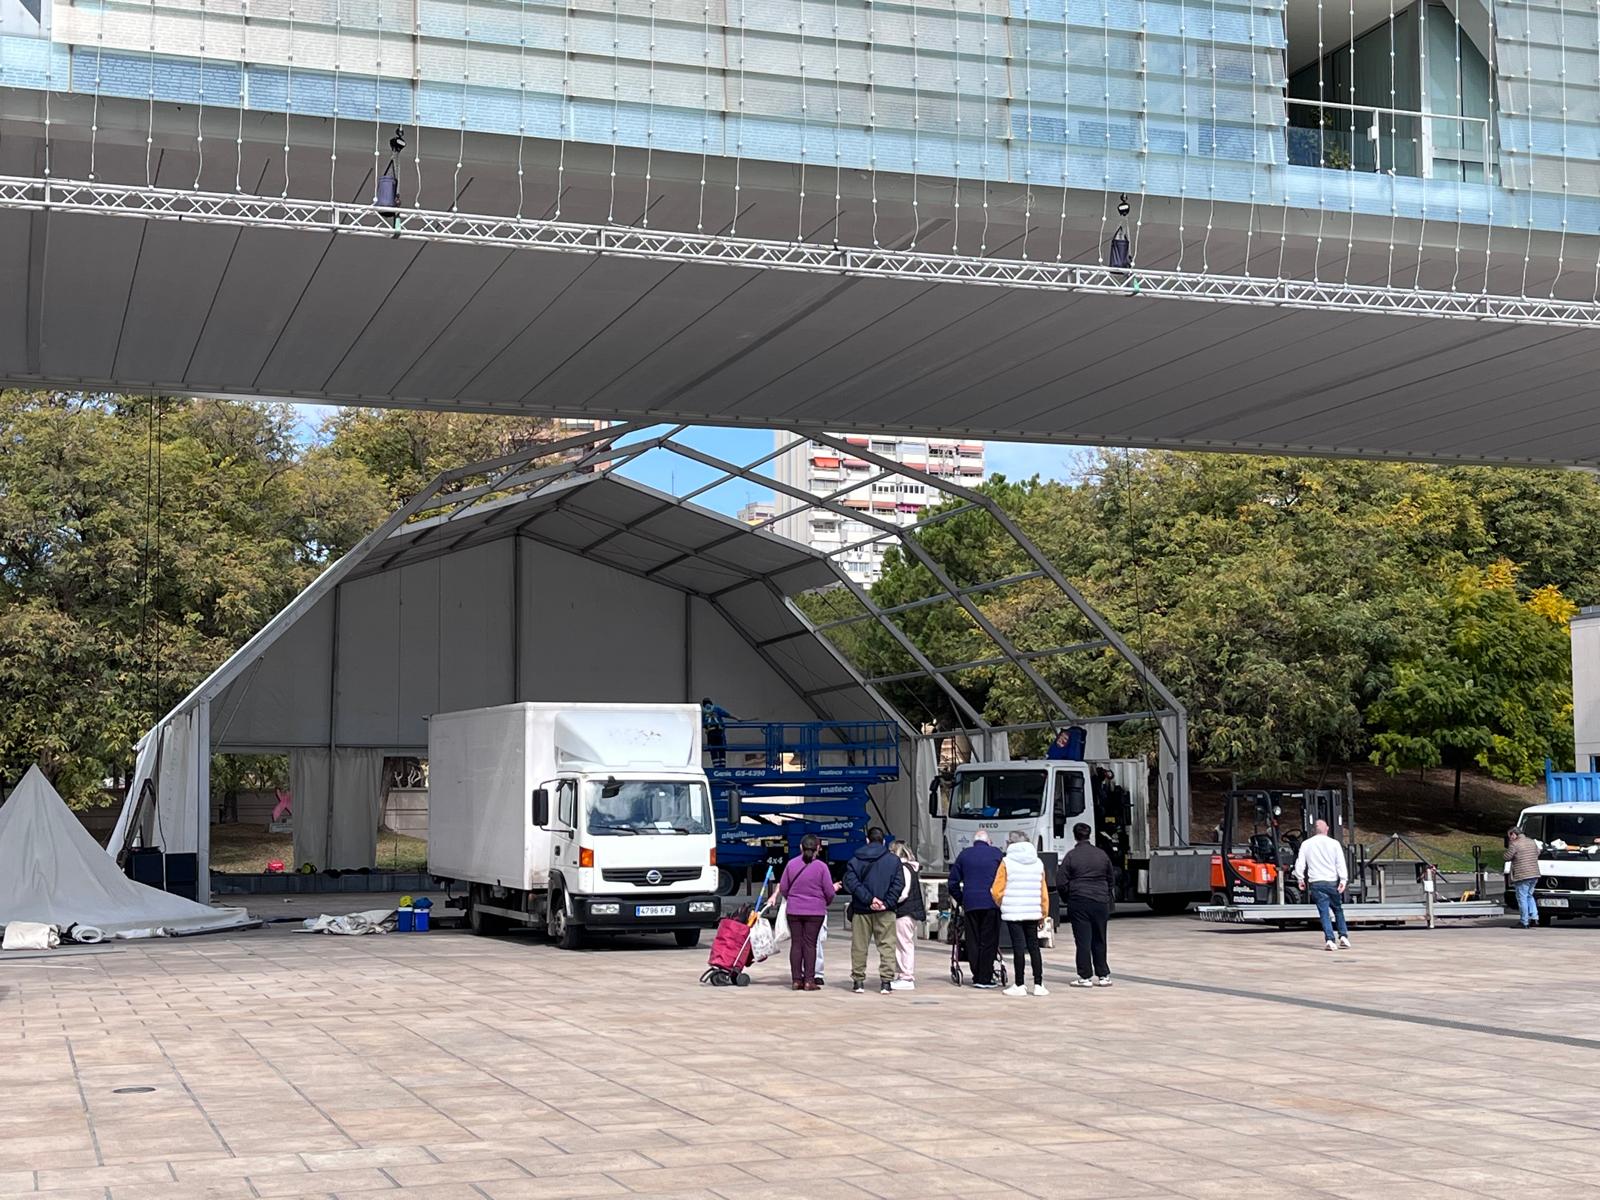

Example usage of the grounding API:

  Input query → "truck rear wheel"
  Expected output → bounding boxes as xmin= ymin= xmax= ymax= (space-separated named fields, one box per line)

xmin=674 ymin=929 xmax=702 ymax=949
xmin=468 ymin=886 xmax=509 ymax=935
xmin=1146 ymin=894 xmax=1192 ymax=916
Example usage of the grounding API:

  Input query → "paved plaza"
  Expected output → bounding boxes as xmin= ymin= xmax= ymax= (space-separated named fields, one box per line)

xmin=2 ymin=911 xmax=1596 ymax=1200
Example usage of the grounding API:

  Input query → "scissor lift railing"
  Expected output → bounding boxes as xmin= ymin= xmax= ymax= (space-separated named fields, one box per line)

xmin=707 ymin=721 xmax=901 ymax=874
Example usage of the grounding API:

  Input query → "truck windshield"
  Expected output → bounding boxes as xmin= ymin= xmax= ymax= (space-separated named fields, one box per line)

xmin=1522 ymin=811 xmax=1600 ymax=845
xmin=585 ymin=781 xmax=712 ymax=836
xmin=950 ymin=770 xmax=1047 ymax=819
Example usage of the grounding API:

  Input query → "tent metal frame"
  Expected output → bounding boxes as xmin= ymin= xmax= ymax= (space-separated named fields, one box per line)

xmin=117 ymin=420 xmax=1193 ymax=880
xmin=2 ymin=175 xmax=1597 ymax=329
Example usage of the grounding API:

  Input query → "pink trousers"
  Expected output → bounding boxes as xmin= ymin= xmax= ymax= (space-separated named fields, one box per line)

xmin=894 ymin=915 xmax=916 ymax=981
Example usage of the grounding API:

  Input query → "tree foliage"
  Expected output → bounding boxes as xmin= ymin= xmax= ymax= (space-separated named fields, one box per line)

xmin=820 ymin=452 xmax=1588 ymax=780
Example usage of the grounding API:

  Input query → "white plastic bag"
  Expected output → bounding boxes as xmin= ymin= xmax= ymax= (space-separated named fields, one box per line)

xmin=2 ymin=921 xmax=60 ymax=951
xmin=773 ymin=899 xmax=791 ymax=945
xmin=748 ymin=915 xmax=778 ymax=962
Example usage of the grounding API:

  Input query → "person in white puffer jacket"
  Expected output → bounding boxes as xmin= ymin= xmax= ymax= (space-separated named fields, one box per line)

xmin=989 ymin=830 xmax=1051 ymax=996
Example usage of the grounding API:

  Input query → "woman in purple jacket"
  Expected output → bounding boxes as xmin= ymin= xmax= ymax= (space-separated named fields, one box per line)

xmin=778 ymin=834 xmax=839 ymax=991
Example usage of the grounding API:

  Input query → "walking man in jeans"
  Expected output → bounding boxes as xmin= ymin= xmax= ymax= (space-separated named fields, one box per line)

xmin=1058 ymin=822 xmax=1114 ymax=987
xmin=843 ymin=827 xmax=905 ymax=994
xmin=1505 ymin=826 xmax=1541 ymax=928
xmin=1294 ymin=819 xmax=1350 ymax=951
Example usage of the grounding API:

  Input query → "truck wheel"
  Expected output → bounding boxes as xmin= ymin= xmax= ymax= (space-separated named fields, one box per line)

xmin=1538 ymin=910 xmax=1554 ymax=927
xmin=552 ymin=899 xmax=584 ymax=950
xmin=715 ymin=869 xmax=738 ymax=896
xmin=468 ymin=887 xmax=507 ymax=935
xmin=674 ymin=929 xmax=702 ymax=949
xmin=1146 ymin=894 xmax=1192 ymax=916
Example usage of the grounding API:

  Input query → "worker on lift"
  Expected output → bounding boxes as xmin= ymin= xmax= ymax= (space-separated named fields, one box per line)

xmin=701 ymin=698 xmax=736 ymax=768
xmin=1046 ymin=728 xmax=1076 ymax=760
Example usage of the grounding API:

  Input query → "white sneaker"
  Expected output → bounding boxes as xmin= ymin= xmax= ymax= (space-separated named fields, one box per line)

xmin=1324 ymin=940 xmax=1336 ymax=952
xmin=1068 ymin=977 xmax=1095 ymax=988
xmin=890 ymin=979 xmax=916 ymax=991
xmin=1002 ymin=984 xmax=1027 ymax=996
xmin=1093 ymin=976 xmax=1113 ymax=988
xmin=1337 ymin=936 xmax=1351 ymax=950
xmin=1031 ymin=983 xmax=1050 ymax=996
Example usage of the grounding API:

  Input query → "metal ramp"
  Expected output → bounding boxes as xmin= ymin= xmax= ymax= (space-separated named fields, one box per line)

xmin=707 ymin=721 xmax=901 ymax=874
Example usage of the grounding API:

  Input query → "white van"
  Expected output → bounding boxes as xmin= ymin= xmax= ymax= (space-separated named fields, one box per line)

xmin=1512 ymin=803 xmax=1600 ymax=925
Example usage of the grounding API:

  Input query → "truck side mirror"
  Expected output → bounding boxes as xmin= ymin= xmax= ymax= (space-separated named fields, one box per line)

xmin=725 ymin=788 xmax=741 ymax=826
xmin=928 ymin=791 xmax=940 ymax=819
xmin=531 ymin=788 xmax=550 ymax=827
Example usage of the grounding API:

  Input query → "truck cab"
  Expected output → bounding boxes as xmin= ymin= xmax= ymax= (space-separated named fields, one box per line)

xmin=1512 ymin=802 xmax=1600 ymax=925
xmin=942 ymin=760 xmax=1095 ymax=866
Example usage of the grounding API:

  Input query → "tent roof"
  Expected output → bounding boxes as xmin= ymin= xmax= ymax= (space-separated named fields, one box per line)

xmin=356 ymin=472 xmax=838 ymax=599
xmin=180 ymin=466 xmax=902 ymax=736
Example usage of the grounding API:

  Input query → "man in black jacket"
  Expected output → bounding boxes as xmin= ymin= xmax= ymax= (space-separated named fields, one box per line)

xmin=1057 ymin=822 xmax=1114 ymax=988
xmin=843 ymin=827 xmax=905 ymax=994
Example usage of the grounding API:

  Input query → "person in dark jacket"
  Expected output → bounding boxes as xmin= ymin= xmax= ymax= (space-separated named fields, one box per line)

xmin=1058 ymin=822 xmax=1114 ymax=987
xmin=843 ymin=827 xmax=904 ymax=994
xmin=948 ymin=830 xmax=1005 ymax=988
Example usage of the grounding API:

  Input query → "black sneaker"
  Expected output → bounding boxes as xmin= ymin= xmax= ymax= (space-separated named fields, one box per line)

xmin=851 ymin=980 xmax=864 ymax=993
xmin=880 ymin=980 xmax=894 ymax=994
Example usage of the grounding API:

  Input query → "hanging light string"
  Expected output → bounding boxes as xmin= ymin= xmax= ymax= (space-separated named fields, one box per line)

xmin=868 ymin=0 xmax=881 ymax=247
xmin=515 ymin=0 xmax=527 ymax=216
xmin=1340 ymin=0 xmax=1355 ymax=284
xmin=373 ymin=0 xmax=386 ymax=202
xmin=328 ymin=0 xmax=342 ymax=203
xmin=1448 ymin=5 xmax=1464 ymax=291
xmin=797 ymin=0 xmax=811 ymax=238
xmin=1096 ymin=0 xmax=1109 ymax=263
xmin=1020 ymin=0 xmax=1035 ymax=259
xmin=89 ymin=0 xmax=107 ymax=181
xmin=731 ymin=0 xmax=747 ymax=235
xmin=1132 ymin=0 xmax=1149 ymax=267
xmin=1548 ymin=0 xmax=1570 ymax=299
xmin=146 ymin=0 xmax=159 ymax=186
xmin=908 ymin=0 xmax=921 ymax=247
xmin=410 ymin=3 xmax=422 ymax=211
xmin=1383 ymin=0 xmax=1396 ymax=287
xmin=555 ymin=0 xmax=573 ymax=219
xmin=642 ymin=0 xmax=657 ymax=225
xmin=282 ymin=0 xmax=295 ymax=197
xmin=1174 ymin=0 xmax=1189 ymax=273
xmin=455 ymin=0 xmax=472 ymax=211
xmin=1200 ymin=0 xmax=1217 ymax=270
xmin=832 ymin=0 xmax=843 ymax=241
xmin=235 ymin=0 xmax=248 ymax=192
xmin=1055 ymin=0 xmax=1071 ymax=262
xmin=1517 ymin=0 xmax=1533 ymax=295
xmin=695 ymin=0 xmax=709 ymax=230
xmin=1274 ymin=0 xmax=1295 ymax=285
xmin=1310 ymin=0 xmax=1326 ymax=281
xmin=195 ymin=0 xmax=209 ymax=189
xmin=1412 ymin=2 xmax=1432 ymax=289
xmin=978 ymin=0 xmax=991 ymax=253
xmin=951 ymin=0 xmax=962 ymax=252
xmin=1241 ymin=0 xmax=1258 ymax=276
xmin=607 ymin=0 xmax=621 ymax=222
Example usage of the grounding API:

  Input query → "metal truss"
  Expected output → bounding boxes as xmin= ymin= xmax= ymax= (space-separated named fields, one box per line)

xmin=4 ymin=174 xmax=1600 ymax=328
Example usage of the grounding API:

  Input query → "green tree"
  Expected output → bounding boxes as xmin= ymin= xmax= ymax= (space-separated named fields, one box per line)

xmin=0 ymin=392 xmax=385 ymax=805
xmin=1368 ymin=562 xmax=1575 ymax=805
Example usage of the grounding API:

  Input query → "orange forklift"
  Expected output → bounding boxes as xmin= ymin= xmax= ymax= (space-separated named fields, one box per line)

xmin=1211 ymin=788 xmax=1356 ymax=907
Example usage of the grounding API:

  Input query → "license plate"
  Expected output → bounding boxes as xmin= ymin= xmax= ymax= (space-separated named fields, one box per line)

xmin=1538 ymin=898 xmax=1569 ymax=908
xmin=636 ymin=905 xmax=676 ymax=917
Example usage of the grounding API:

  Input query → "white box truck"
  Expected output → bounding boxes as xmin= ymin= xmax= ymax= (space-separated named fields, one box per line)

xmin=428 ymin=702 xmax=722 ymax=949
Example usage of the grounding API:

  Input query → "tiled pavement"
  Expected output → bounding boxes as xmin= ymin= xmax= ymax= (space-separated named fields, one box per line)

xmin=2 ymin=911 xmax=1597 ymax=1200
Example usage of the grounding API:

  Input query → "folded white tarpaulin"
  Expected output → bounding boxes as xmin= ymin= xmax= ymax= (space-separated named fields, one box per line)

xmin=0 ymin=767 xmax=252 ymax=937
xmin=299 ymin=909 xmax=395 ymax=935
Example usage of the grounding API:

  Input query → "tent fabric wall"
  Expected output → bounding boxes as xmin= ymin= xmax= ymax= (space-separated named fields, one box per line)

xmin=290 ymin=748 xmax=387 ymax=870
xmin=109 ymin=706 xmax=207 ymax=862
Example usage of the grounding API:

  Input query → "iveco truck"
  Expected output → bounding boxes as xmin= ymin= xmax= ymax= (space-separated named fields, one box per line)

xmin=428 ymin=702 xmax=721 ymax=949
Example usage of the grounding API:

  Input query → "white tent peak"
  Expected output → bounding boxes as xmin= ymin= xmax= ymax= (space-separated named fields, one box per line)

xmin=0 ymin=766 xmax=251 ymax=937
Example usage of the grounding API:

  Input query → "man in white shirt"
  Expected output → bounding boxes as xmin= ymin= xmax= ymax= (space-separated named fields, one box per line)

xmin=1294 ymin=819 xmax=1350 ymax=951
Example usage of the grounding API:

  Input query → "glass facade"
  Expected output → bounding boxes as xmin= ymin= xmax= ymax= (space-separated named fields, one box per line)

xmin=1 ymin=0 xmax=1596 ymax=236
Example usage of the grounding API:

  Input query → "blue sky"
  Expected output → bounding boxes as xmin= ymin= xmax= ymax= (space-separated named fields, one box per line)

xmin=295 ymin=406 xmax=1084 ymax=514
xmin=609 ymin=425 xmax=1086 ymax=515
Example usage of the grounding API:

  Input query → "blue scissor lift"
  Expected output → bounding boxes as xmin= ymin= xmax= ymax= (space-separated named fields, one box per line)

xmin=707 ymin=721 xmax=901 ymax=888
